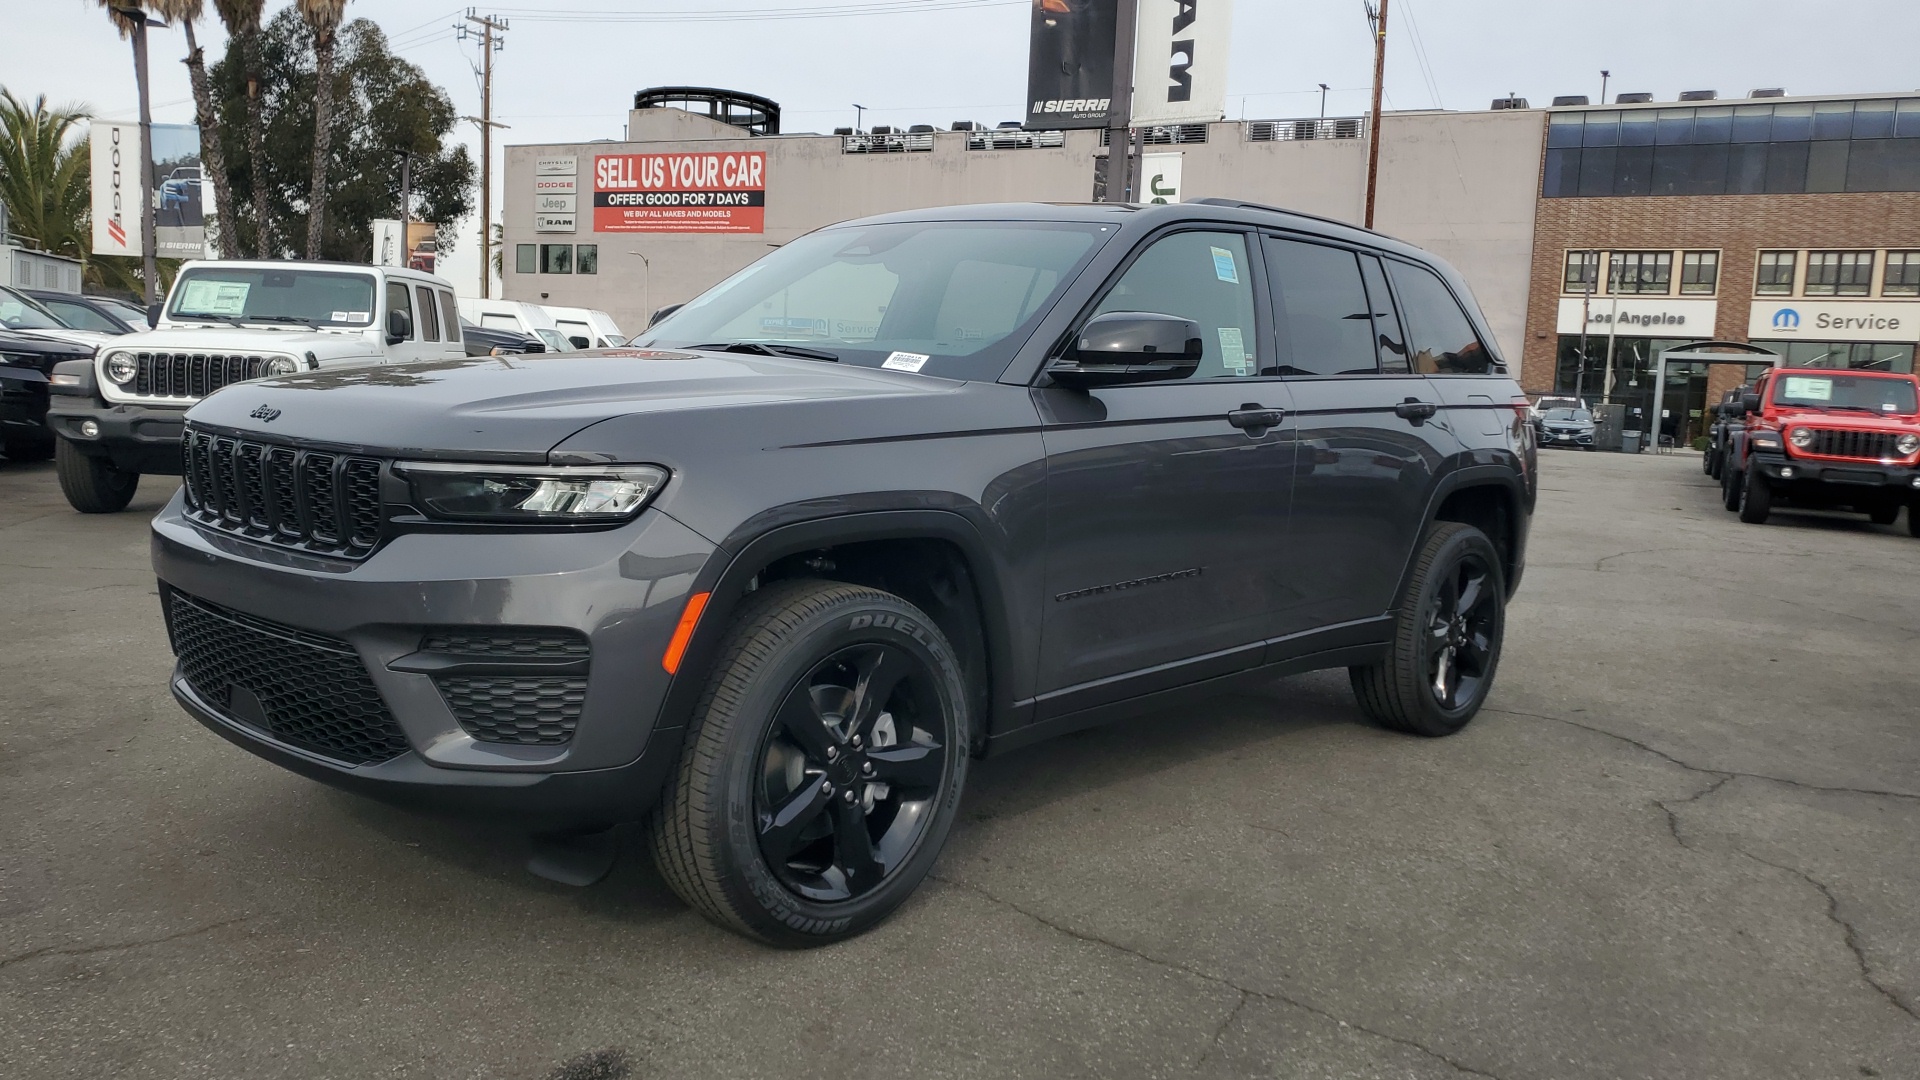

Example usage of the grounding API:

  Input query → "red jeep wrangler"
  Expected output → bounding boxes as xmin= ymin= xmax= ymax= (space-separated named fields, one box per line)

xmin=1722 ymin=367 xmax=1920 ymax=533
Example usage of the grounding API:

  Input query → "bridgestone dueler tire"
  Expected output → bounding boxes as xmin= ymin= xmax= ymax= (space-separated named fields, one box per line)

xmin=648 ymin=579 xmax=971 ymax=947
xmin=1348 ymin=522 xmax=1505 ymax=738
xmin=1738 ymin=466 xmax=1773 ymax=524
xmin=1722 ymin=465 xmax=1743 ymax=512
xmin=55 ymin=438 xmax=138 ymax=514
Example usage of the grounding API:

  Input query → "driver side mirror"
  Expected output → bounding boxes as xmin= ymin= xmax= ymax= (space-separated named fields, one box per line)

xmin=1740 ymin=392 xmax=1762 ymax=415
xmin=146 ymin=302 xmax=161 ymax=329
xmin=1047 ymin=311 xmax=1203 ymax=389
xmin=386 ymin=308 xmax=412 ymax=345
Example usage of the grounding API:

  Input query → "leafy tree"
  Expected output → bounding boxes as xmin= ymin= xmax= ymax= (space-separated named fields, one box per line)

xmin=160 ymin=0 xmax=239 ymax=257
xmin=209 ymin=9 xmax=475 ymax=263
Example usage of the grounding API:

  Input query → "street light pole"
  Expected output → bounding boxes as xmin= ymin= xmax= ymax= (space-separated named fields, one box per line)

xmin=1319 ymin=83 xmax=1330 ymax=120
xmin=853 ymin=104 xmax=866 ymax=133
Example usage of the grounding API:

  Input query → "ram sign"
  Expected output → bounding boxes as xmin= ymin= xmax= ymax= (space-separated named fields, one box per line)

xmin=1131 ymin=0 xmax=1234 ymax=126
xmin=592 ymin=152 xmax=766 ymax=234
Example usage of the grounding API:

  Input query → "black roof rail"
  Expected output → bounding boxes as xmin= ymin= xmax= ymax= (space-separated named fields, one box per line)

xmin=1187 ymin=197 xmax=1388 ymax=238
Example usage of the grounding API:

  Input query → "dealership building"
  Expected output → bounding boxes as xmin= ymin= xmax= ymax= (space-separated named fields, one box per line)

xmin=503 ymin=87 xmax=1920 ymax=442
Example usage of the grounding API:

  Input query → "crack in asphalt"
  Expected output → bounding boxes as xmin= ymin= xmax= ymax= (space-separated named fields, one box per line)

xmin=931 ymin=874 xmax=1508 ymax=1079
xmin=1736 ymin=850 xmax=1920 ymax=1024
xmin=0 ymin=917 xmax=250 ymax=971
xmin=1659 ymin=774 xmax=1734 ymax=851
xmin=1487 ymin=708 xmax=1920 ymax=802
xmin=1195 ymin=989 xmax=1248 ymax=1069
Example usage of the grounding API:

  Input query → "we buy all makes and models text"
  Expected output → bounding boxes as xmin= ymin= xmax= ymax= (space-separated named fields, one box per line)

xmin=593 ymin=152 xmax=766 ymax=233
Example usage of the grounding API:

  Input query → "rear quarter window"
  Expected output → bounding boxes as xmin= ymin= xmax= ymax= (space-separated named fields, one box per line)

xmin=1387 ymin=260 xmax=1492 ymax=375
xmin=437 ymin=291 xmax=460 ymax=341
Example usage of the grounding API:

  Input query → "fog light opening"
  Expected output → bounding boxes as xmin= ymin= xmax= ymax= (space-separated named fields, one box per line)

xmin=1910 ymin=476 xmax=1920 ymax=489
xmin=1778 ymin=466 xmax=1795 ymax=478
xmin=79 ymin=420 xmax=100 ymax=438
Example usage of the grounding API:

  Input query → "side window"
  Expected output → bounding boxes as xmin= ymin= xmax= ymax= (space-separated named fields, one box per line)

xmin=1358 ymin=255 xmax=1410 ymax=374
xmin=437 ymin=290 xmax=460 ymax=341
xmin=414 ymin=286 xmax=440 ymax=341
xmin=46 ymin=300 xmax=121 ymax=333
xmin=385 ymin=281 xmax=414 ymax=339
xmin=1092 ymin=230 xmax=1259 ymax=379
xmin=1262 ymin=237 xmax=1377 ymax=376
xmin=1387 ymin=260 xmax=1491 ymax=375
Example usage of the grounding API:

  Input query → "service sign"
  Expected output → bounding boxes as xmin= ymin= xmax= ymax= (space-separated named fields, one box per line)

xmin=592 ymin=152 xmax=766 ymax=233
xmin=1747 ymin=300 xmax=1920 ymax=343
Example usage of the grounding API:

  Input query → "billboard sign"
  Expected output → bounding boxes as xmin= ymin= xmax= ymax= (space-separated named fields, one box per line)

xmin=1131 ymin=0 xmax=1234 ymax=126
xmin=592 ymin=152 xmax=766 ymax=233
xmin=1026 ymin=0 xmax=1119 ymax=129
xmin=90 ymin=121 xmax=208 ymax=258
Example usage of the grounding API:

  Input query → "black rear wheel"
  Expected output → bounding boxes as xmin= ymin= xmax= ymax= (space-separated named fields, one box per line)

xmin=650 ymin=579 xmax=970 ymax=946
xmin=55 ymin=438 xmax=138 ymax=513
xmin=1350 ymin=523 xmax=1505 ymax=738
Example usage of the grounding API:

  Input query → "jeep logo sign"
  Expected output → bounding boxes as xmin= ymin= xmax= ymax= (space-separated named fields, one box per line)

xmin=1131 ymin=0 xmax=1234 ymax=127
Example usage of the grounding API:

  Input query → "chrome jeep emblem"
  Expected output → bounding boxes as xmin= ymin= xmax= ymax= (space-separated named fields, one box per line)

xmin=249 ymin=404 xmax=281 ymax=422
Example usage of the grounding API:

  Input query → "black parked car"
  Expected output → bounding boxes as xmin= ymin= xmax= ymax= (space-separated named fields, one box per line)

xmin=21 ymin=289 xmax=148 ymax=335
xmin=152 ymin=201 xmax=1534 ymax=946
xmin=1 ymin=329 xmax=96 ymax=460
xmin=459 ymin=316 xmax=544 ymax=357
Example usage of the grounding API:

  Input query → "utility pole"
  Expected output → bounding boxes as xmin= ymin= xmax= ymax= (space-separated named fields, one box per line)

xmin=398 ymin=151 xmax=412 ymax=228
xmin=1099 ymin=0 xmax=1141 ymax=202
xmin=1363 ymin=0 xmax=1390 ymax=229
xmin=459 ymin=11 xmax=509 ymax=298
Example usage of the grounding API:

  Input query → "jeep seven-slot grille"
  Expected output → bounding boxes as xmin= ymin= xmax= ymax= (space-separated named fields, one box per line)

xmin=182 ymin=427 xmax=385 ymax=557
xmin=1803 ymin=429 xmax=1901 ymax=460
xmin=167 ymin=590 xmax=410 ymax=765
xmin=129 ymin=351 xmax=280 ymax=398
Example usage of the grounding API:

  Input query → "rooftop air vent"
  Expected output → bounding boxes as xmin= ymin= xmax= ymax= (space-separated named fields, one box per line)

xmin=1749 ymin=87 xmax=1787 ymax=98
xmin=1552 ymin=95 xmax=1591 ymax=107
xmin=1615 ymin=92 xmax=1654 ymax=104
xmin=1490 ymin=96 xmax=1530 ymax=110
xmin=1678 ymin=89 xmax=1719 ymax=101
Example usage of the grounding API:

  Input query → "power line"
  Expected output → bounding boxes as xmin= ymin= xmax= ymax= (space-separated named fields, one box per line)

xmin=1397 ymin=0 xmax=1445 ymax=110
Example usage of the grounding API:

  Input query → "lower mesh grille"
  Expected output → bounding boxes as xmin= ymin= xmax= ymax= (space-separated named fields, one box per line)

xmin=168 ymin=591 xmax=410 ymax=765
xmin=436 ymin=675 xmax=588 ymax=745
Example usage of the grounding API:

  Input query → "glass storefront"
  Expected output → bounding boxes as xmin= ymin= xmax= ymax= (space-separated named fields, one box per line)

xmin=1746 ymin=339 xmax=1915 ymax=371
xmin=1553 ymin=335 xmax=1775 ymax=445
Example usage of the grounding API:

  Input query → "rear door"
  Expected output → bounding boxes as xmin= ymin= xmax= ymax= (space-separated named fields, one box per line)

xmin=1384 ymin=256 xmax=1517 ymax=449
xmin=1263 ymin=234 xmax=1457 ymax=636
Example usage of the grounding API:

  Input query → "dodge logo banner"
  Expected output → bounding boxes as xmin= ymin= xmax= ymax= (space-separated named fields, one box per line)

xmin=1026 ymin=0 xmax=1119 ymax=130
xmin=1131 ymin=0 xmax=1234 ymax=127
xmin=593 ymin=152 xmax=766 ymax=233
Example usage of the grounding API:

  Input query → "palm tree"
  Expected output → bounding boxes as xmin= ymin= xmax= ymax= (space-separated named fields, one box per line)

xmin=296 ymin=0 xmax=350 ymax=259
xmin=212 ymin=0 xmax=270 ymax=257
xmin=0 ymin=90 xmax=92 ymax=259
xmin=96 ymin=1 xmax=161 ymax=304
xmin=152 ymin=0 xmax=237 ymax=257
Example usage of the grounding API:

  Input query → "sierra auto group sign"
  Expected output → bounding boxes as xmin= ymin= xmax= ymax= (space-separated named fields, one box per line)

xmin=1747 ymin=300 xmax=1920 ymax=343
xmin=593 ymin=152 xmax=765 ymax=233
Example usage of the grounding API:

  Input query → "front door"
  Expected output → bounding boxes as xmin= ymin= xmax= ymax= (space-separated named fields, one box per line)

xmin=1034 ymin=228 xmax=1298 ymax=713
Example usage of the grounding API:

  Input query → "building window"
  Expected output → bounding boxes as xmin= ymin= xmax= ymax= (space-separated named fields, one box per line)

xmin=1805 ymin=250 xmax=1873 ymax=296
xmin=1563 ymin=250 xmax=1600 ymax=294
xmin=1884 ymin=251 xmax=1920 ymax=296
xmin=577 ymin=244 xmax=598 ymax=275
xmin=1679 ymin=251 xmax=1719 ymax=295
xmin=1756 ymin=251 xmax=1797 ymax=295
xmin=1609 ymin=251 xmax=1673 ymax=295
xmin=514 ymin=244 xmax=536 ymax=275
xmin=540 ymin=244 xmax=573 ymax=274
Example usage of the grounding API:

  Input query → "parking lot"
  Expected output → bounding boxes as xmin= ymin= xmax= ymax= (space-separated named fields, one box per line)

xmin=2 ymin=449 xmax=1917 ymax=1080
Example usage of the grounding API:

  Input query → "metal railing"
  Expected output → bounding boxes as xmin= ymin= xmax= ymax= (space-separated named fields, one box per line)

xmin=1101 ymin=124 xmax=1210 ymax=146
xmin=1246 ymin=116 xmax=1369 ymax=142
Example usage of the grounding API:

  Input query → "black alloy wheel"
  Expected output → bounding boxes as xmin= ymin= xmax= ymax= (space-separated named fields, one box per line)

xmin=650 ymin=579 xmax=970 ymax=946
xmin=754 ymin=642 xmax=949 ymax=903
xmin=1350 ymin=522 xmax=1506 ymax=737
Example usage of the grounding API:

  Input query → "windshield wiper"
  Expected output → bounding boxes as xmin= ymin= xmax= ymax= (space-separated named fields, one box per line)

xmin=178 ymin=312 xmax=247 ymax=328
xmin=1824 ymin=404 xmax=1887 ymax=414
xmin=247 ymin=314 xmax=323 ymax=330
xmin=690 ymin=341 xmax=840 ymax=362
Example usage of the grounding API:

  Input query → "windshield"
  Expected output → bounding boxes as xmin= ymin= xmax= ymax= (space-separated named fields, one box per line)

xmin=166 ymin=267 xmax=378 ymax=327
xmin=1771 ymin=373 xmax=1918 ymax=415
xmin=1544 ymin=408 xmax=1593 ymax=422
xmin=535 ymin=328 xmax=573 ymax=351
xmin=0 ymin=286 xmax=69 ymax=331
xmin=636 ymin=220 xmax=1112 ymax=379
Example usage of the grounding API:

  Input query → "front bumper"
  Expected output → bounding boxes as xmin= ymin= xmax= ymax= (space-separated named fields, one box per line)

xmin=0 ymin=367 xmax=49 ymax=440
xmin=47 ymin=398 xmax=188 ymax=474
xmin=1541 ymin=428 xmax=1594 ymax=448
xmin=152 ymin=493 xmax=719 ymax=830
xmin=1749 ymin=450 xmax=1920 ymax=497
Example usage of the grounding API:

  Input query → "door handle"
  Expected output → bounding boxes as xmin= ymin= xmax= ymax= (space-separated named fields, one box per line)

xmin=1394 ymin=398 xmax=1439 ymax=424
xmin=1227 ymin=403 xmax=1285 ymax=436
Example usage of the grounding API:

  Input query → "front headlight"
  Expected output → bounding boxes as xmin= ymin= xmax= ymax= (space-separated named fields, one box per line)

xmin=104 ymin=353 xmax=137 ymax=385
xmin=262 ymin=356 xmax=301 ymax=377
xmin=1788 ymin=426 xmax=1813 ymax=449
xmin=395 ymin=462 xmax=669 ymax=523
xmin=1897 ymin=433 xmax=1920 ymax=456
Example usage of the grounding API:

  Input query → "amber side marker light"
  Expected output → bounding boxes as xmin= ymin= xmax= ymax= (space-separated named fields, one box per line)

xmin=662 ymin=591 xmax=711 ymax=674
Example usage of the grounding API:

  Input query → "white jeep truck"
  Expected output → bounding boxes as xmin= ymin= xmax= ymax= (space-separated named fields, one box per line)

xmin=47 ymin=260 xmax=466 ymax=512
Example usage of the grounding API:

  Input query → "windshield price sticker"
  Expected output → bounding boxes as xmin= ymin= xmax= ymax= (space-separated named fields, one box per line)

xmin=177 ymin=279 xmax=249 ymax=315
xmin=1211 ymin=247 xmax=1239 ymax=284
xmin=1783 ymin=376 xmax=1833 ymax=401
xmin=881 ymin=351 xmax=930 ymax=373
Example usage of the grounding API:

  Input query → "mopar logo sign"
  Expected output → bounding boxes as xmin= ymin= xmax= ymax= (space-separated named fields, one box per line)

xmin=1772 ymin=308 xmax=1801 ymax=330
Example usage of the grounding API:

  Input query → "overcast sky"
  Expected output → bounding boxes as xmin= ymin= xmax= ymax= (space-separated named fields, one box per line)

xmin=7 ymin=0 xmax=1919 ymax=296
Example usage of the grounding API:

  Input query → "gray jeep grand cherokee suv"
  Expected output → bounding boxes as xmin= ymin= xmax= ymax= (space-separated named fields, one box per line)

xmin=153 ymin=201 xmax=1535 ymax=945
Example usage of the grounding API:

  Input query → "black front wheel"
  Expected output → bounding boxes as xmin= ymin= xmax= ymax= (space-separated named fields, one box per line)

xmin=1738 ymin=467 xmax=1773 ymax=524
xmin=55 ymin=439 xmax=139 ymax=513
xmin=1350 ymin=522 xmax=1505 ymax=738
xmin=1722 ymin=463 xmax=1744 ymax=512
xmin=650 ymin=579 xmax=970 ymax=946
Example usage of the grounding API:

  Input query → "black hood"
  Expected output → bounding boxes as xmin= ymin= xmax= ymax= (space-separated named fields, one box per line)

xmin=182 ymin=347 xmax=967 ymax=462
xmin=0 ymin=331 xmax=95 ymax=377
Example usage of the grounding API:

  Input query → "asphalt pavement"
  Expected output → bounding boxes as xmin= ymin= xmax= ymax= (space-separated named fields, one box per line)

xmin=2 ymin=450 xmax=1917 ymax=1080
